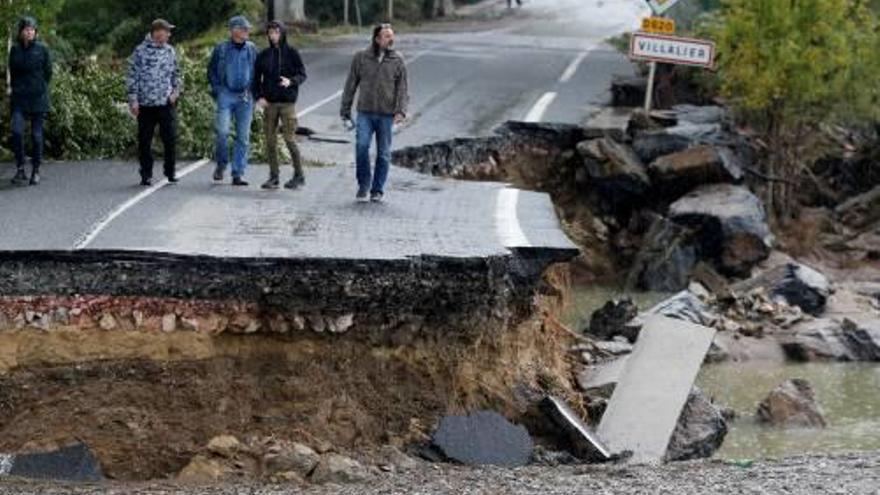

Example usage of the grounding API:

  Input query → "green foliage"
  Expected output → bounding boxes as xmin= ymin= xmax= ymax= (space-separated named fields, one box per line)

xmin=715 ymin=0 xmax=880 ymax=128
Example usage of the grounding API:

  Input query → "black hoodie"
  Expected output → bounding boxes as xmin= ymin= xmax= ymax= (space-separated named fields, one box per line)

xmin=252 ymin=23 xmax=307 ymax=104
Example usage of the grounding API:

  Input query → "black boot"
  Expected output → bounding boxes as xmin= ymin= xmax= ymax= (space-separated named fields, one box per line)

xmin=261 ymin=174 xmax=280 ymax=190
xmin=232 ymin=176 xmax=249 ymax=187
xmin=283 ymin=174 xmax=305 ymax=190
xmin=11 ymin=167 xmax=27 ymax=185
xmin=29 ymin=167 xmax=40 ymax=186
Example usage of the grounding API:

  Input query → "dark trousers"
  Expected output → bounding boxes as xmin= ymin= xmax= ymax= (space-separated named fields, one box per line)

xmin=11 ymin=109 xmax=44 ymax=170
xmin=138 ymin=105 xmax=177 ymax=180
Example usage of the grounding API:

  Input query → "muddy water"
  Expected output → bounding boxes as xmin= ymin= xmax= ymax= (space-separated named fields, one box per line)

xmin=561 ymin=285 xmax=672 ymax=331
xmin=699 ymin=362 xmax=880 ymax=459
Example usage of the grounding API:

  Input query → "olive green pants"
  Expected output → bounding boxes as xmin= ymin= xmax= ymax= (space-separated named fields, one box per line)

xmin=264 ymin=102 xmax=303 ymax=177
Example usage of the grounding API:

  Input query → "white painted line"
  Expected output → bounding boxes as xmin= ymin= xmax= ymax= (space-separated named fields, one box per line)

xmin=495 ymin=187 xmax=531 ymax=248
xmin=73 ymin=158 xmax=211 ymax=250
xmin=559 ymin=51 xmax=588 ymax=83
xmin=523 ymin=91 xmax=557 ymax=123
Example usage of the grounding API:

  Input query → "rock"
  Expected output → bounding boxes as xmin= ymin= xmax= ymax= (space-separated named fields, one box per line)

xmin=781 ymin=319 xmax=855 ymax=361
xmin=0 ymin=312 xmax=8 ymax=330
xmin=586 ymin=298 xmax=639 ymax=342
xmin=577 ymin=356 xmax=628 ymax=398
xmin=540 ymin=396 xmax=612 ymax=462
xmin=5 ymin=442 xmax=103 ymax=482
xmin=582 ymin=138 xmax=651 ymax=207
xmin=376 ymin=446 xmax=419 ymax=473
xmin=632 ymin=129 xmax=692 ymax=163
xmin=628 ymin=216 xmax=700 ymax=292
xmin=691 ymin=262 xmax=734 ymax=301
xmin=180 ymin=317 xmax=200 ymax=332
xmin=836 ymin=185 xmax=880 ymax=229
xmin=756 ymin=379 xmax=827 ymax=428
xmin=841 ymin=317 xmax=880 ymax=361
xmin=97 ymin=313 xmax=117 ymax=331
xmin=642 ymin=290 xmax=718 ymax=327
xmin=611 ymin=74 xmax=647 ymax=107
xmin=733 ymin=263 xmax=831 ymax=316
xmin=431 ymin=410 xmax=533 ymax=468
xmin=666 ymin=387 xmax=728 ymax=462
xmin=206 ymin=435 xmax=243 ymax=459
xmin=310 ymin=454 xmax=368 ymax=484
xmin=594 ymin=339 xmax=634 ymax=356
xmin=669 ymin=184 xmax=774 ymax=276
xmin=161 ymin=313 xmax=176 ymax=333
xmin=672 ymin=104 xmax=727 ymax=126
xmin=263 ymin=442 xmax=320 ymax=477
xmin=178 ymin=456 xmax=230 ymax=482
xmin=649 ymin=146 xmax=744 ymax=197
xmin=328 ymin=314 xmax=354 ymax=334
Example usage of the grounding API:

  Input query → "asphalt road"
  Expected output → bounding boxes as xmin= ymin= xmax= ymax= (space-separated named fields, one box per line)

xmin=0 ymin=0 xmax=645 ymax=258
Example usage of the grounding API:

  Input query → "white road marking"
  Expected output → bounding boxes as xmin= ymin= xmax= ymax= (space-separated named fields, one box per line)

xmin=559 ymin=50 xmax=589 ymax=83
xmin=523 ymin=91 xmax=557 ymax=122
xmin=495 ymin=187 xmax=531 ymax=248
xmin=73 ymin=158 xmax=211 ymax=249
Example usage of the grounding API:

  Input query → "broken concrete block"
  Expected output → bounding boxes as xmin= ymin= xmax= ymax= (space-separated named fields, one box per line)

xmin=540 ymin=396 xmax=612 ymax=462
xmin=431 ymin=410 xmax=533 ymax=468
xmin=597 ymin=314 xmax=716 ymax=464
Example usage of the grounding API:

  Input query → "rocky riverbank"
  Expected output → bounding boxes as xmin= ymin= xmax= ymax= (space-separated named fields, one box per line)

xmin=1 ymin=450 xmax=878 ymax=494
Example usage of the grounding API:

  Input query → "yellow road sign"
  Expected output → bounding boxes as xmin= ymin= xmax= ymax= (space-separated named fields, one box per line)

xmin=641 ymin=16 xmax=676 ymax=35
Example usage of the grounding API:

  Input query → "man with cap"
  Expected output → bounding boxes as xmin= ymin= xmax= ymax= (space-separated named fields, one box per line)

xmin=253 ymin=20 xmax=308 ymax=190
xmin=8 ymin=16 xmax=52 ymax=186
xmin=208 ymin=15 xmax=258 ymax=186
xmin=126 ymin=18 xmax=182 ymax=186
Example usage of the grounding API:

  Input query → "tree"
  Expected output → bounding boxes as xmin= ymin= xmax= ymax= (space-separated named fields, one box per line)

xmin=714 ymin=0 xmax=880 ymax=218
xmin=272 ymin=0 xmax=306 ymax=22
xmin=432 ymin=0 xmax=454 ymax=17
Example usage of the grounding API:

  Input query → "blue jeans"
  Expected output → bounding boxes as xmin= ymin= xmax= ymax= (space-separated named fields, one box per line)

xmin=355 ymin=112 xmax=393 ymax=194
xmin=214 ymin=89 xmax=254 ymax=178
xmin=11 ymin=109 xmax=44 ymax=169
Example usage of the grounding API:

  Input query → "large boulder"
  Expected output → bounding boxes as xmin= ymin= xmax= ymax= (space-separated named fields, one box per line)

xmin=649 ymin=146 xmax=744 ymax=197
xmin=310 ymin=454 xmax=368 ymax=485
xmin=840 ymin=317 xmax=880 ymax=361
xmin=586 ymin=298 xmax=639 ymax=342
xmin=733 ymin=262 xmax=831 ymax=316
xmin=666 ymin=387 xmax=728 ymax=462
xmin=756 ymin=379 xmax=827 ymax=428
xmin=669 ymin=184 xmax=774 ymax=276
xmin=641 ymin=290 xmax=718 ymax=327
xmin=781 ymin=319 xmax=855 ymax=362
xmin=578 ymin=138 xmax=651 ymax=207
xmin=632 ymin=130 xmax=692 ymax=163
xmin=628 ymin=216 xmax=700 ymax=292
xmin=431 ymin=411 xmax=533 ymax=467
xmin=836 ymin=185 xmax=880 ymax=229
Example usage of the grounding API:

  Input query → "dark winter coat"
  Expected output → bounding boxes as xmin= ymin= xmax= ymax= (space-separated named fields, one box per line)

xmin=8 ymin=39 xmax=52 ymax=114
xmin=252 ymin=29 xmax=307 ymax=104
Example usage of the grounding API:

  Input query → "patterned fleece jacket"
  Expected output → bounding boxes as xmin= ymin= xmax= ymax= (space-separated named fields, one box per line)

xmin=126 ymin=34 xmax=181 ymax=107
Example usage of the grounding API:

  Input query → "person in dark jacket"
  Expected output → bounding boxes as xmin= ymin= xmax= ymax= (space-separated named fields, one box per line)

xmin=8 ymin=16 xmax=52 ymax=186
xmin=207 ymin=15 xmax=258 ymax=186
xmin=126 ymin=19 xmax=182 ymax=186
xmin=253 ymin=20 xmax=307 ymax=190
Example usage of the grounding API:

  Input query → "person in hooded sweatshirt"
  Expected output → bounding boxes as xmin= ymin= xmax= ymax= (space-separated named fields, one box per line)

xmin=253 ymin=20 xmax=307 ymax=190
xmin=208 ymin=15 xmax=258 ymax=186
xmin=126 ymin=19 xmax=181 ymax=186
xmin=8 ymin=16 xmax=52 ymax=186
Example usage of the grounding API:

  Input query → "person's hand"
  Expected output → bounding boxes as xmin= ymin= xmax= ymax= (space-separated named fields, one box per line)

xmin=394 ymin=113 xmax=405 ymax=125
xmin=342 ymin=116 xmax=355 ymax=131
xmin=168 ymin=93 xmax=178 ymax=106
xmin=256 ymin=98 xmax=268 ymax=109
xmin=279 ymin=76 xmax=291 ymax=88
xmin=129 ymin=102 xmax=139 ymax=117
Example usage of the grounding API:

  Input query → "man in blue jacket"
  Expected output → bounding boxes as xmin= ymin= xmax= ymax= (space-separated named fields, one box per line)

xmin=208 ymin=15 xmax=258 ymax=186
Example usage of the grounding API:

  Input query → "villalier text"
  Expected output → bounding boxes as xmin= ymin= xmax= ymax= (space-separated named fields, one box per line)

xmin=638 ymin=40 xmax=707 ymax=60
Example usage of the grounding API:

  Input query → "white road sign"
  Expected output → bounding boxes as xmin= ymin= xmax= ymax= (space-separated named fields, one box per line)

xmin=629 ymin=32 xmax=716 ymax=68
xmin=646 ymin=0 xmax=682 ymax=15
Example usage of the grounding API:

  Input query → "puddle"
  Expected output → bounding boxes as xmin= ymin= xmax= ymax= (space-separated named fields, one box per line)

xmin=698 ymin=361 xmax=880 ymax=459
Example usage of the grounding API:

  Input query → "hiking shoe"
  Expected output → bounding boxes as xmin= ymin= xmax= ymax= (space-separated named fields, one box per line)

xmin=28 ymin=172 xmax=40 ymax=186
xmin=261 ymin=176 xmax=280 ymax=190
xmin=11 ymin=168 xmax=27 ymax=185
xmin=284 ymin=175 xmax=305 ymax=190
xmin=232 ymin=177 xmax=249 ymax=187
xmin=370 ymin=191 xmax=384 ymax=203
xmin=356 ymin=188 xmax=369 ymax=202
xmin=140 ymin=177 xmax=153 ymax=186
xmin=212 ymin=166 xmax=225 ymax=182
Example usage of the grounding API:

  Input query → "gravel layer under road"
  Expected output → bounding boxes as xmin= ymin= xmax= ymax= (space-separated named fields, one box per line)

xmin=2 ymin=451 xmax=878 ymax=494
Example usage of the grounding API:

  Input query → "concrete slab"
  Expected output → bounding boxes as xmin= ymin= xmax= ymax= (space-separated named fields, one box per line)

xmin=597 ymin=314 xmax=716 ymax=464
xmin=541 ymin=396 xmax=612 ymax=462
